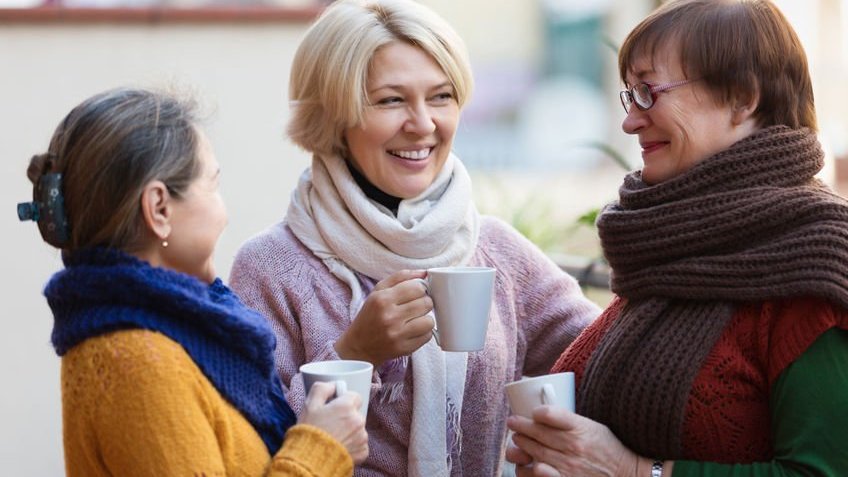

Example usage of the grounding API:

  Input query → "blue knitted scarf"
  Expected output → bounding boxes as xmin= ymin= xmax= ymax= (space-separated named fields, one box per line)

xmin=46 ymin=247 xmax=297 ymax=454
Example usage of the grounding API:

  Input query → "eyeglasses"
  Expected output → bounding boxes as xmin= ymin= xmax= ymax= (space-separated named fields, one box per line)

xmin=619 ymin=79 xmax=698 ymax=113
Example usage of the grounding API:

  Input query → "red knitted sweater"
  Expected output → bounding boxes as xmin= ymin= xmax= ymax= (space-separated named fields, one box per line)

xmin=551 ymin=296 xmax=848 ymax=463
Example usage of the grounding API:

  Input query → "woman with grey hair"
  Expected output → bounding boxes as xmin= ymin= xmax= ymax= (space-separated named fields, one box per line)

xmin=19 ymin=88 xmax=368 ymax=476
xmin=229 ymin=0 xmax=600 ymax=475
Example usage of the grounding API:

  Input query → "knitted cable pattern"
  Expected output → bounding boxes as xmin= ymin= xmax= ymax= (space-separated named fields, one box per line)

xmin=581 ymin=125 xmax=848 ymax=458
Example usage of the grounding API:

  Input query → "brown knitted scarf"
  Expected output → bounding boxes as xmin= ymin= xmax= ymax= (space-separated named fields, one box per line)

xmin=581 ymin=125 xmax=848 ymax=459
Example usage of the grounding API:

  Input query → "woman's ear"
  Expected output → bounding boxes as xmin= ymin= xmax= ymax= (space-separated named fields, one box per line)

xmin=731 ymin=87 xmax=760 ymax=127
xmin=140 ymin=180 xmax=173 ymax=242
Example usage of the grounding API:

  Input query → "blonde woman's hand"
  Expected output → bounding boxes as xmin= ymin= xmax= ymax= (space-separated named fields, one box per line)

xmin=298 ymin=382 xmax=369 ymax=464
xmin=335 ymin=269 xmax=434 ymax=366
xmin=506 ymin=405 xmax=652 ymax=477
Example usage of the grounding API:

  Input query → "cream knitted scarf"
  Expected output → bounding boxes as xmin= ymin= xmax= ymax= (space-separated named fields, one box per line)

xmin=583 ymin=125 xmax=848 ymax=458
xmin=287 ymin=151 xmax=480 ymax=476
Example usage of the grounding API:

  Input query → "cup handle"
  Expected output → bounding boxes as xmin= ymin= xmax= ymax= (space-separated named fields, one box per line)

xmin=335 ymin=379 xmax=348 ymax=398
xmin=428 ymin=312 xmax=440 ymax=347
xmin=541 ymin=383 xmax=556 ymax=406
xmin=415 ymin=278 xmax=440 ymax=346
xmin=414 ymin=277 xmax=430 ymax=294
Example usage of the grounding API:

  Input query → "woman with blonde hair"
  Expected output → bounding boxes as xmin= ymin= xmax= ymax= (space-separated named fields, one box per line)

xmin=19 ymin=87 xmax=368 ymax=476
xmin=229 ymin=0 xmax=600 ymax=475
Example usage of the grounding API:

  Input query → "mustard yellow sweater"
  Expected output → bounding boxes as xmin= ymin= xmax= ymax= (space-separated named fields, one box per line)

xmin=61 ymin=329 xmax=353 ymax=477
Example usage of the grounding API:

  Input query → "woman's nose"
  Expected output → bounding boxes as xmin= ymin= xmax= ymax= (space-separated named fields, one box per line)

xmin=621 ymin=107 xmax=649 ymax=135
xmin=403 ymin=104 xmax=437 ymax=135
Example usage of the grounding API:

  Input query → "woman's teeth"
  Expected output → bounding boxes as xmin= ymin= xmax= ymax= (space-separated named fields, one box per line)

xmin=390 ymin=148 xmax=431 ymax=160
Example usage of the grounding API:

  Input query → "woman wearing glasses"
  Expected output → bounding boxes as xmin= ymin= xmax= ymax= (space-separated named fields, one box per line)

xmin=506 ymin=0 xmax=848 ymax=476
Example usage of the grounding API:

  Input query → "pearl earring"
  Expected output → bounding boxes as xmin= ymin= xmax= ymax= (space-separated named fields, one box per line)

xmin=162 ymin=240 xmax=169 ymax=248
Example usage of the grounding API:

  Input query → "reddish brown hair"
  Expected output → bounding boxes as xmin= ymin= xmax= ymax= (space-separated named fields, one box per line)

xmin=619 ymin=0 xmax=816 ymax=130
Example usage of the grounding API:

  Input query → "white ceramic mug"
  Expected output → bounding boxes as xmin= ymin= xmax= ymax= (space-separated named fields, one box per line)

xmin=424 ymin=266 xmax=496 ymax=352
xmin=300 ymin=360 xmax=373 ymax=417
xmin=505 ymin=372 xmax=575 ymax=417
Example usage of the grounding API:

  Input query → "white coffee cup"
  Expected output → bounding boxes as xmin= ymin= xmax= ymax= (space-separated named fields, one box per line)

xmin=424 ymin=266 xmax=496 ymax=352
xmin=505 ymin=372 xmax=575 ymax=417
xmin=300 ymin=360 xmax=373 ymax=417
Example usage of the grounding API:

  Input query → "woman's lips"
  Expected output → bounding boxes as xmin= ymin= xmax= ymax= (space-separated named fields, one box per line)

xmin=641 ymin=141 xmax=668 ymax=155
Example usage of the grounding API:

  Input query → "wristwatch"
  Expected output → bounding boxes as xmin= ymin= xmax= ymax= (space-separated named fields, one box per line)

xmin=651 ymin=460 xmax=664 ymax=477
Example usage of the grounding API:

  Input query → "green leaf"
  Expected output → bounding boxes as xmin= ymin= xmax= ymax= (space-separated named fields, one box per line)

xmin=581 ymin=141 xmax=632 ymax=171
xmin=576 ymin=209 xmax=599 ymax=227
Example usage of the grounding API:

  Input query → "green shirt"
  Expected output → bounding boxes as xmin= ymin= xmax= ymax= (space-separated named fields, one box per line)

xmin=673 ymin=328 xmax=848 ymax=476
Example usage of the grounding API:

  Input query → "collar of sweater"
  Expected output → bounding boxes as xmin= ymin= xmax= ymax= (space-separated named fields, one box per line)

xmin=46 ymin=247 xmax=296 ymax=454
xmin=346 ymin=160 xmax=402 ymax=214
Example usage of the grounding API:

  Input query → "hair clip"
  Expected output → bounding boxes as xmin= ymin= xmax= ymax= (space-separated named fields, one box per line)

xmin=17 ymin=172 xmax=70 ymax=247
xmin=17 ymin=201 xmax=40 ymax=222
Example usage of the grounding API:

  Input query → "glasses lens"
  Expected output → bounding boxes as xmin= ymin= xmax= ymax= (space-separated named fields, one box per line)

xmin=633 ymin=84 xmax=653 ymax=110
xmin=619 ymin=91 xmax=632 ymax=112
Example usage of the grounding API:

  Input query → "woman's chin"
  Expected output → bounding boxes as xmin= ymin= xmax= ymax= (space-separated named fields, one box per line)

xmin=201 ymin=266 xmax=217 ymax=283
xmin=392 ymin=177 xmax=438 ymax=199
xmin=187 ymin=261 xmax=216 ymax=284
xmin=641 ymin=165 xmax=680 ymax=185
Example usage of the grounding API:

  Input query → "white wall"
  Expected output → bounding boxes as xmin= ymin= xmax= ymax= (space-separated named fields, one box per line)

xmin=0 ymin=21 xmax=313 ymax=475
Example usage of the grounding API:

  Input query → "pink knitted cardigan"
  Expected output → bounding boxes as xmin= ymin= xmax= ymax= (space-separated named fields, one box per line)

xmin=230 ymin=215 xmax=599 ymax=476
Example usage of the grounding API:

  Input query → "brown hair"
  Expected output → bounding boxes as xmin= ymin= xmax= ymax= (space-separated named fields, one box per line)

xmin=619 ymin=0 xmax=816 ymax=130
xmin=26 ymin=88 xmax=201 ymax=252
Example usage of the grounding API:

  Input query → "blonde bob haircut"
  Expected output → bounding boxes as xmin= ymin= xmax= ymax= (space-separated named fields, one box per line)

xmin=619 ymin=0 xmax=816 ymax=131
xmin=287 ymin=0 xmax=473 ymax=157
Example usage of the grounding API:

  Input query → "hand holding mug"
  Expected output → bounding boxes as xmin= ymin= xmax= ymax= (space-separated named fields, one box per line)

xmin=299 ymin=381 xmax=369 ymax=464
xmin=506 ymin=405 xmax=648 ymax=477
xmin=505 ymin=372 xmax=576 ymax=475
xmin=335 ymin=269 xmax=434 ymax=366
xmin=505 ymin=372 xmax=575 ymax=417
xmin=300 ymin=360 xmax=374 ymax=417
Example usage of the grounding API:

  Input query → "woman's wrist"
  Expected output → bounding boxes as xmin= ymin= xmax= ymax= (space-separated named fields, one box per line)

xmin=333 ymin=336 xmax=357 ymax=360
xmin=334 ymin=335 xmax=376 ymax=366
xmin=634 ymin=456 xmax=651 ymax=477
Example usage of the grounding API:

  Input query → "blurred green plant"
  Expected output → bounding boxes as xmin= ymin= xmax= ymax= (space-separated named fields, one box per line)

xmin=508 ymin=196 xmax=568 ymax=252
xmin=474 ymin=177 xmax=568 ymax=253
xmin=571 ymin=141 xmax=633 ymax=230
xmin=472 ymin=144 xmax=632 ymax=260
xmin=582 ymin=141 xmax=632 ymax=172
xmin=576 ymin=208 xmax=599 ymax=228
